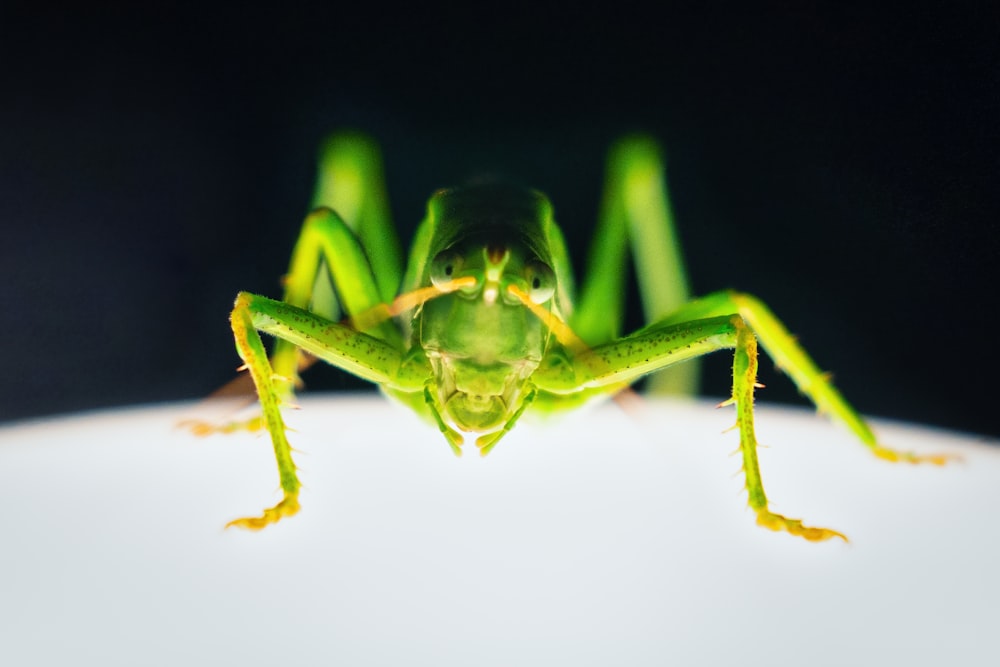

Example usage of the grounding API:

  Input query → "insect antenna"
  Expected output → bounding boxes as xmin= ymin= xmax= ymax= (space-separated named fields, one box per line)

xmin=347 ymin=276 xmax=478 ymax=332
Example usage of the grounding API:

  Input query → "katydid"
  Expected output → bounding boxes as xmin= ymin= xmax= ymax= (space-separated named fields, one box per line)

xmin=192 ymin=133 xmax=950 ymax=540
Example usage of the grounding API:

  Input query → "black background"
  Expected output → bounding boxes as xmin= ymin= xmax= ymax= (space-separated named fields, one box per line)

xmin=2 ymin=3 xmax=997 ymax=437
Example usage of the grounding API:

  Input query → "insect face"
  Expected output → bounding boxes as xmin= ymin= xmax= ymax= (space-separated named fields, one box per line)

xmin=420 ymin=243 xmax=553 ymax=434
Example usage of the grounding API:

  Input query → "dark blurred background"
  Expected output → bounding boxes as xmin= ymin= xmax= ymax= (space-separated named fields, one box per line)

xmin=1 ymin=4 xmax=997 ymax=437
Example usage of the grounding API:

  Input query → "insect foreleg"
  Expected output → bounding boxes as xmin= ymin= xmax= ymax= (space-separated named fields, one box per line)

xmin=728 ymin=316 xmax=846 ymax=541
xmin=225 ymin=291 xmax=426 ymax=529
xmin=227 ymin=293 xmax=302 ymax=530
xmin=532 ymin=313 xmax=847 ymax=541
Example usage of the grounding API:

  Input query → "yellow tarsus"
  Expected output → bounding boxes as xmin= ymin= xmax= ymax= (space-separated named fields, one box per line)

xmin=179 ymin=415 xmax=267 ymax=436
xmin=872 ymin=446 xmax=959 ymax=466
xmin=226 ymin=494 xmax=301 ymax=531
xmin=755 ymin=510 xmax=848 ymax=543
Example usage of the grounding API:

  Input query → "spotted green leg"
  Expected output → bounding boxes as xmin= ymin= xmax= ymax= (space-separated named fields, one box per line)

xmin=215 ymin=135 xmax=408 ymax=528
xmin=562 ymin=138 xmax=949 ymax=540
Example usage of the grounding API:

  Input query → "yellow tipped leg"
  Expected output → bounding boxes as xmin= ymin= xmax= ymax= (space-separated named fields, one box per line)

xmin=754 ymin=511 xmax=847 ymax=543
xmin=226 ymin=292 xmax=304 ymax=530
xmin=870 ymin=446 xmax=958 ymax=466
xmin=177 ymin=367 xmax=287 ymax=437
xmin=651 ymin=291 xmax=956 ymax=467
xmin=725 ymin=291 xmax=955 ymax=468
xmin=226 ymin=494 xmax=301 ymax=531
xmin=730 ymin=316 xmax=847 ymax=543
xmin=179 ymin=414 xmax=267 ymax=437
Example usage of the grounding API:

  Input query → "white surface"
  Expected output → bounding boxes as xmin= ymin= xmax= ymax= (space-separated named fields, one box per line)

xmin=0 ymin=396 xmax=996 ymax=666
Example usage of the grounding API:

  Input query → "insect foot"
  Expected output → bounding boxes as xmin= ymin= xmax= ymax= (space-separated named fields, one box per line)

xmin=178 ymin=415 xmax=267 ymax=437
xmin=870 ymin=445 xmax=959 ymax=466
xmin=755 ymin=510 xmax=848 ymax=543
xmin=225 ymin=495 xmax=301 ymax=531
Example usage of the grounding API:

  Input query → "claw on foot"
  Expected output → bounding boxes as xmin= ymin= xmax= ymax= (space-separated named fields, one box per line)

xmin=872 ymin=446 xmax=959 ymax=466
xmin=226 ymin=495 xmax=301 ymax=530
xmin=178 ymin=416 xmax=267 ymax=437
xmin=756 ymin=509 xmax=848 ymax=543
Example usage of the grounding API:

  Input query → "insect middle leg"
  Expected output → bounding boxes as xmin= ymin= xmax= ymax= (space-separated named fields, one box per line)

xmin=654 ymin=290 xmax=953 ymax=465
xmin=187 ymin=134 xmax=402 ymax=431
xmin=572 ymin=135 xmax=698 ymax=396
xmin=271 ymin=134 xmax=403 ymax=396
xmin=224 ymin=207 xmax=403 ymax=529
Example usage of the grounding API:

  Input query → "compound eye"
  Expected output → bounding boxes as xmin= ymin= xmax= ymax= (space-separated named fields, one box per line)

xmin=429 ymin=249 xmax=465 ymax=289
xmin=524 ymin=259 xmax=556 ymax=304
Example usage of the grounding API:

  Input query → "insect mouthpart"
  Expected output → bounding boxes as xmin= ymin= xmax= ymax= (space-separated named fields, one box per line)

xmin=444 ymin=391 xmax=507 ymax=432
xmin=428 ymin=352 xmax=538 ymax=435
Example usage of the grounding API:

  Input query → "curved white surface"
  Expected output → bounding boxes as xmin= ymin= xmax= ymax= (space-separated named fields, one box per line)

xmin=0 ymin=396 xmax=996 ymax=666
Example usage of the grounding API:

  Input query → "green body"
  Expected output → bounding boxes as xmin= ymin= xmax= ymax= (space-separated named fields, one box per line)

xmin=389 ymin=184 xmax=566 ymax=444
xmin=199 ymin=133 xmax=949 ymax=538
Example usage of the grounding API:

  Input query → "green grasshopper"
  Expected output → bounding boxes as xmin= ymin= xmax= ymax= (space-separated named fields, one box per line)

xmin=192 ymin=133 xmax=949 ymax=540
